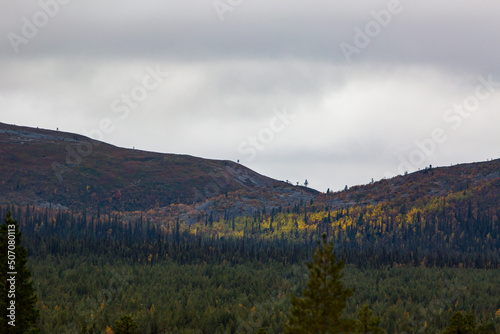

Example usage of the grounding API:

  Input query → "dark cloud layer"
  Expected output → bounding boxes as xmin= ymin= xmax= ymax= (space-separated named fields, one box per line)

xmin=1 ymin=1 xmax=499 ymax=191
xmin=1 ymin=1 xmax=499 ymax=69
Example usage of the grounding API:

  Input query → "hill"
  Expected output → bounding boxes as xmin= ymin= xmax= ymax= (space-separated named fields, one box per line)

xmin=0 ymin=121 xmax=498 ymax=269
xmin=0 ymin=122 xmax=316 ymax=211
xmin=325 ymin=158 xmax=500 ymax=208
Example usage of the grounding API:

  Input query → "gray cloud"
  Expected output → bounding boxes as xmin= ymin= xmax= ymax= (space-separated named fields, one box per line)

xmin=1 ymin=0 xmax=499 ymax=192
xmin=1 ymin=1 xmax=499 ymax=69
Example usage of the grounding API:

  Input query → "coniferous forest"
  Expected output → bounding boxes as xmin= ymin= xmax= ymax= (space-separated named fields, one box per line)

xmin=1 ymin=177 xmax=499 ymax=334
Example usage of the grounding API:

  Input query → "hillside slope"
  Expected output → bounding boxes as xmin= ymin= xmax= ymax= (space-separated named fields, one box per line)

xmin=325 ymin=159 xmax=500 ymax=209
xmin=0 ymin=122 xmax=315 ymax=211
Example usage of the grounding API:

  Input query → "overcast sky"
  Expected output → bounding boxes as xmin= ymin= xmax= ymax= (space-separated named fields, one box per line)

xmin=1 ymin=1 xmax=499 ymax=192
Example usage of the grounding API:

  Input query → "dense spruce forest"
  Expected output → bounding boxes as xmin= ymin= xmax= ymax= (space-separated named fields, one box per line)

xmin=2 ymin=173 xmax=499 ymax=333
xmin=5 ymin=173 xmax=499 ymax=268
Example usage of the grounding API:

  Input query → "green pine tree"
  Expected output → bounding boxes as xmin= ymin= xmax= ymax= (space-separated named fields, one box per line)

xmin=355 ymin=305 xmax=384 ymax=334
xmin=444 ymin=312 xmax=495 ymax=334
xmin=115 ymin=315 xmax=138 ymax=334
xmin=0 ymin=211 xmax=39 ymax=334
xmin=444 ymin=312 xmax=476 ymax=334
xmin=285 ymin=233 xmax=355 ymax=334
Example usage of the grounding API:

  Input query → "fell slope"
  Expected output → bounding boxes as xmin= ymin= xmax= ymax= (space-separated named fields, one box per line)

xmin=0 ymin=122 xmax=312 ymax=211
xmin=325 ymin=159 xmax=500 ymax=209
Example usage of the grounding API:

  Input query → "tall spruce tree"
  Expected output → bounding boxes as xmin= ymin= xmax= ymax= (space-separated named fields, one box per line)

xmin=286 ymin=233 xmax=355 ymax=334
xmin=0 ymin=211 xmax=39 ymax=334
xmin=355 ymin=305 xmax=384 ymax=334
xmin=115 ymin=315 xmax=138 ymax=334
